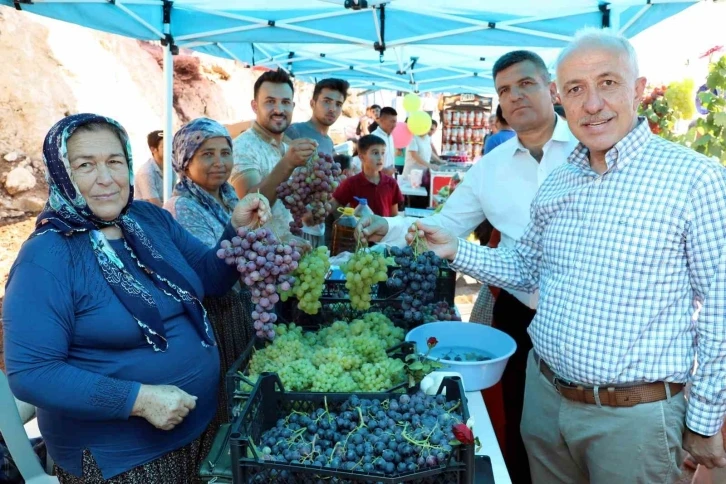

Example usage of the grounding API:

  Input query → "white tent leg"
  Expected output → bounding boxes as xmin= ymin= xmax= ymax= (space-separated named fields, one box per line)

xmin=163 ymin=42 xmax=174 ymax=202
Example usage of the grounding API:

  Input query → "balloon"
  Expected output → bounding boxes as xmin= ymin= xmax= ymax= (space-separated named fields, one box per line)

xmin=392 ymin=122 xmax=414 ymax=149
xmin=403 ymin=93 xmax=422 ymax=113
xmin=407 ymin=111 xmax=432 ymax=136
xmin=696 ymin=84 xmax=722 ymax=115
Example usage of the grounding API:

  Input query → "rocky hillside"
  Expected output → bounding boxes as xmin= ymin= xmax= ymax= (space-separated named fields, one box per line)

xmin=0 ymin=6 xmax=364 ymax=366
xmin=0 ymin=6 xmax=361 ymax=185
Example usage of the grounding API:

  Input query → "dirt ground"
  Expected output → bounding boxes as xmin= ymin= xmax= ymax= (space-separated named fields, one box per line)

xmin=0 ymin=218 xmax=35 ymax=371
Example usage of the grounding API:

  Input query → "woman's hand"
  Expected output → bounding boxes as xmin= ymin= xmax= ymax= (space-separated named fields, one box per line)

xmin=231 ymin=193 xmax=272 ymax=229
xmin=131 ymin=384 xmax=197 ymax=431
xmin=404 ymin=220 xmax=459 ymax=261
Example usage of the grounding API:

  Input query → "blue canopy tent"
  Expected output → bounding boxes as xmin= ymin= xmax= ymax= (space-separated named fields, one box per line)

xmin=0 ymin=0 xmax=699 ymax=198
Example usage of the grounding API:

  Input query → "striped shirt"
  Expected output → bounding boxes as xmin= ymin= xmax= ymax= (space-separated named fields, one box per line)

xmin=450 ymin=119 xmax=726 ymax=435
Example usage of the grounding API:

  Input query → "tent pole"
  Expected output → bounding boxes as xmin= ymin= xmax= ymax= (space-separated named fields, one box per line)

xmin=162 ymin=42 xmax=174 ymax=202
xmin=610 ymin=7 xmax=622 ymax=32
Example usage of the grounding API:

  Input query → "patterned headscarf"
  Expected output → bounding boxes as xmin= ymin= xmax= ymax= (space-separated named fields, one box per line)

xmin=32 ymin=113 xmax=214 ymax=351
xmin=172 ymin=118 xmax=238 ymax=225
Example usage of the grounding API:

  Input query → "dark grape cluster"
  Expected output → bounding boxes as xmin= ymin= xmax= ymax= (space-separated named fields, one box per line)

xmin=422 ymin=301 xmax=461 ymax=323
xmin=216 ymin=226 xmax=302 ymax=340
xmin=387 ymin=247 xmax=442 ymax=325
xmin=330 ymin=288 xmax=349 ymax=300
xmin=276 ymin=152 xmax=344 ymax=236
xmin=382 ymin=301 xmax=460 ymax=328
xmin=248 ymin=391 xmax=464 ymax=482
xmin=382 ymin=306 xmax=407 ymax=327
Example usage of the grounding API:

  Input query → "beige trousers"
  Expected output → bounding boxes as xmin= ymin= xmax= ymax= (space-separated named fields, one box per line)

xmin=520 ymin=351 xmax=686 ymax=484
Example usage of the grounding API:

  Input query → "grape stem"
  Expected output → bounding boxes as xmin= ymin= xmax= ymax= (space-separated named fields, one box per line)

xmin=253 ymin=189 xmax=264 ymax=230
xmin=355 ymin=236 xmax=369 ymax=251
xmin=409 ymin=224 xmax=427 ymax=258
xmin=327 ymin=442 xmax=340 ymax=464
xmin=400 ymin=422 xmax=445 ymax=452
xmin=446 ymin=401 xmax=461 ymax=414
xmin=324 ymin=396 xmax=333 ymax=425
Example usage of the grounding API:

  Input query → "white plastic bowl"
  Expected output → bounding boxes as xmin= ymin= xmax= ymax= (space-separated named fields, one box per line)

xmin=405 ymin=322 xmax=517 ymax=391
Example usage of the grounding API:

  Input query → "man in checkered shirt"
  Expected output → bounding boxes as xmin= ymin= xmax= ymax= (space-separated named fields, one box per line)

xmin=406 ymin=29 xmax=726 ymax=482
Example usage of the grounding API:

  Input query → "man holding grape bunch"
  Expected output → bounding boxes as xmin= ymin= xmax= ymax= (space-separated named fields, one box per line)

xmin=230 ymin=68 xmax=319 ymax=244
xmin=395 ymin=29 xmax=726 ymax=483
xmin=357 ymin=49 xmax=575 ymax=483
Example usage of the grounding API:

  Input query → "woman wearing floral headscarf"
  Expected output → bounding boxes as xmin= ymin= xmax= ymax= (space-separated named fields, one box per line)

xmin=165 ymin=118 xmax=241 ymax=247
xmin=1 ymin=114 xmax=271 ymax=483
xmin=164 ymin=117 xmax=254 ymax=454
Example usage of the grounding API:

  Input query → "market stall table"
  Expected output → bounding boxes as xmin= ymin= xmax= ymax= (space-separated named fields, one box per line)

xmin=466 ymin=389 xmax=511 ymax=484
xmin=397 ymin=178 xmax=427 ymax=197
xmin=404 ymin=207 xmax=436 ymax=218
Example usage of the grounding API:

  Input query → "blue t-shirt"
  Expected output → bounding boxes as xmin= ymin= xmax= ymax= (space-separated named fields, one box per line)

xmin=483 ymin=129 xmax=517 ymax=154
xmin=286 ymin=121 xmax=335 ymax=157
xmin=2 ymin=202 xmax=238 ymax=478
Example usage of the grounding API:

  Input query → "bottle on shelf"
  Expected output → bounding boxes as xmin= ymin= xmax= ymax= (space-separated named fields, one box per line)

xmin=452 ymin=111 xmax=461 ymax=126
xmin=475 ymin=111 xmax=484 ymax=126
xmin=445 ymin=110 xmax=453 ymax=125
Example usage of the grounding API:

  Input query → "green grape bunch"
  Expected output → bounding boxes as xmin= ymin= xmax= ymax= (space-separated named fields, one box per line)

xmin=340 ymin=249 xmax=389 ymax=310
xmin=242 ymin=313 xmax=406 ymax=393
xmin=280 ymin=246 xmax=331 ymax=315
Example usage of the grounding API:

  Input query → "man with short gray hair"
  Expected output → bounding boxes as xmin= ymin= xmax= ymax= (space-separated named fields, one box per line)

xmin=357 ymin=48 xmax=577 ymax=483
xmin=401 ymin=28 xmax=726 ymax=482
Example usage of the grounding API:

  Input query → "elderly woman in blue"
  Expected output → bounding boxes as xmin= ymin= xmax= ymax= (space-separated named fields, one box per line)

xmin=1 ymin=114 xmax=270 ymax=484
xmin=164 ymin=118 xmax=254 ymax=449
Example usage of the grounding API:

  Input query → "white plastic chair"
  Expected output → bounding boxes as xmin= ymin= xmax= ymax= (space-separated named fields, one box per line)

xmin=0 ymin=370 xmax=58 ymax=483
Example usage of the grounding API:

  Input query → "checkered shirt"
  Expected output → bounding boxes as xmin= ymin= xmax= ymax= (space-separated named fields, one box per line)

xmin=450 ymin=119 xmax=726 ymax=435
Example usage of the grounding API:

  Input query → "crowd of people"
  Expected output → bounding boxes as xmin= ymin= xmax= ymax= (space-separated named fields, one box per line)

xmin=357 ymin=27 xmax=726 ymax=484
xmin=0 ymin=65 xmax=415 ymax=484
xmin=2 ymin=23 xmax=726 ymax=484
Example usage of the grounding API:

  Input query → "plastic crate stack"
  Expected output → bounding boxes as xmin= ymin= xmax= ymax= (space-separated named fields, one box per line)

xmin=229 ymin=374 xmax=475 ymax=483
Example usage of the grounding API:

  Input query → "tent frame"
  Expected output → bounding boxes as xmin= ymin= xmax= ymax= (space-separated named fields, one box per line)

xmin=8 ymin=0 xmax=686 ymax=199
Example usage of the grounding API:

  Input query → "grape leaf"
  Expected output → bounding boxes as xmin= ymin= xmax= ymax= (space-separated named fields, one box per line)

xmin=699 ymin=91 xmax=715 ymax=106
xmin=713 ymin=113 xmax=726 ymax=128
xmin=691 ymin=134 xmax=713 ymax=150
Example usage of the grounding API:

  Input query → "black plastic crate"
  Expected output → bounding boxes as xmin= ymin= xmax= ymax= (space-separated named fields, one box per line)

xmin=433 ymin=266 xmax=456 ymax=307
xmin=289 ymin=264 xmax=455 ymax=310
xmin=230 ymin=373 xmax=474 ymax=484
xmin=276 ymin=297 xmax=404 ymax=330
xmin=276 ymin=283 xmax=455 ymax=334
xmin=226 ymin=336 xmax=415 ymax=418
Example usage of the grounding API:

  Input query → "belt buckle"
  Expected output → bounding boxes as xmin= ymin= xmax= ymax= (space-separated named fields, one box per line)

xmin=553 ymin=376 xmax=574 ymax=394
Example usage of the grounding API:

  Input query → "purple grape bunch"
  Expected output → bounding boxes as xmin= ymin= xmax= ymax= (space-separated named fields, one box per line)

xmin=276 ymin=152 xmax=344 ymax=235
xmin=387 ymin=246 xmax=442 ymax=325
xmin=249 ymin=390 xmax=464 ymax=480
xmin=216 ymin=226 xmax=302 ymax=340
xmin=422 ymin=301 xmax=461 ymax=323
